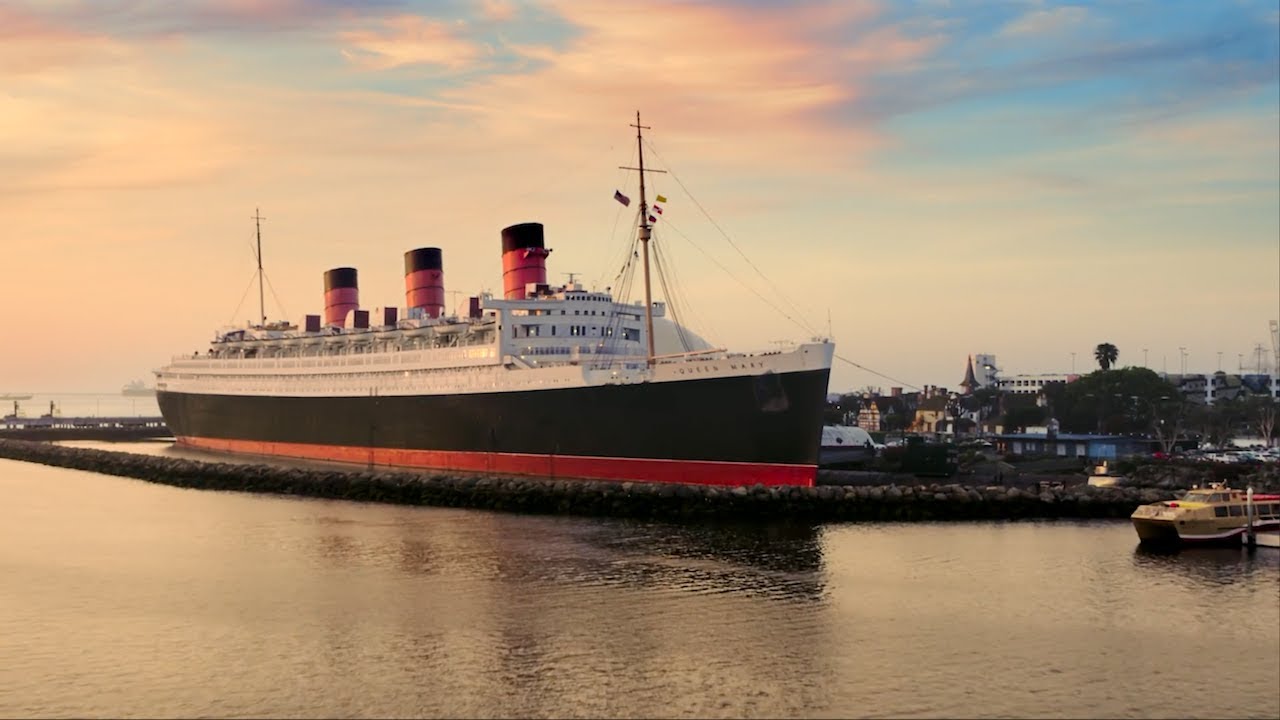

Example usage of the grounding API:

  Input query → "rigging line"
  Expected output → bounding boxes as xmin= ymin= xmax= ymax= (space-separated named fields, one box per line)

xmin=598 ymin=145 xmax=640 ymax=290
xmin=651 ymin=227 xmax=714 ymax=345
xmin=601 ymin=196 xmax=632 ymax=290
xmin=652 ymin=237 xmax=694 ymax=352
xmin=590 ymin=144 xmax=637 ymax=291
xmin=659 ymin=216 xmax=813 ymax=340
xmin=643 ymin=138 xmax=820 ymax=337
xmin=610 ymin=218 xmax=640 ymax=291
xmin=227 ymin=271 xmax=260 ymax=326
xmin=603 ymin=230 xmax=635 ymax=334
xmin=262 ymin=271 xmax=290 ymax=322
xmin=650 ymin=236 xmax=691 ymax=351
xmin=835 ymin=353 xmax=921 ymax=392
xmin=603 ymin=239 xmax=640 ymax=363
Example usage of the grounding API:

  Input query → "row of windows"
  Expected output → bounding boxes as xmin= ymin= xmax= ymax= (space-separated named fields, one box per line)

xmin=514 ymin=324 xmax=639 ymax=339
xmin=1213 ymin=504 xmax=1279 ymax=518
xmin=210 ymin=335 xmax=495 ymax=360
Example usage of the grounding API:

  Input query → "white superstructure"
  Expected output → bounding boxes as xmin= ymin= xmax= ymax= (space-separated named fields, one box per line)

xmin=157 ymin=286 xmax=833 ymax=399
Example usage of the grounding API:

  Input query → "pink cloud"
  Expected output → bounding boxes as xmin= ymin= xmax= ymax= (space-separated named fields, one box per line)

xmin=414 ymin=1 xmax=940 ymax=173
xmin=340 ymin=15 xmax=484 ymax=70
xmin=0 ymin=6 xmax=133 ymax=75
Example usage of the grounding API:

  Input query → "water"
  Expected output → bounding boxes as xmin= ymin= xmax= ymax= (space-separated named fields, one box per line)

xmin=2 ymin=451 xmax=1277 ymax=719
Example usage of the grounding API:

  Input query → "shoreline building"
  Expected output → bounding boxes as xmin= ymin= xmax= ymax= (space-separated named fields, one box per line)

xmin=996 ymin=373 xmax=1079 ymax=395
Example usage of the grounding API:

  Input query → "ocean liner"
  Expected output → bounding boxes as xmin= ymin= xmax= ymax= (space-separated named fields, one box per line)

xmin=156 ymin=115 xmax=834 ymax=486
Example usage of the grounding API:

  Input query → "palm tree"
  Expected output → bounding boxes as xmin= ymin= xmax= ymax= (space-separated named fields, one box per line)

xmin=1094 ymin=342 xmax=1119 ymax=371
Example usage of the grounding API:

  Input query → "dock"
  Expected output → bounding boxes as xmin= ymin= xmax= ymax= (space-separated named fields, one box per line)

xmin=0 ymin=416 xmax=170 ymax=441
xmin=1251 ymin=530 xmax=1280 ymax=548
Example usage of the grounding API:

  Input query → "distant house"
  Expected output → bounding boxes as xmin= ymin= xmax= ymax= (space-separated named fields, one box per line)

xmin=853 ymin=389 xmax=918 ymax=432
xmin=995 ymin=432 xmax=1161 ymax=460
xmin=856 ymin=400 xmax=882 ymax=432
xmin=856 ymin=396 xmax=899 ymax=432
xmin=910 ymin=390 xmax=950 ymax=434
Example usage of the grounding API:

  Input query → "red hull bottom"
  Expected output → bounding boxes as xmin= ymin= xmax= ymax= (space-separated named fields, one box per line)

xmin=177 ymin=436 xmax=817 ymax=487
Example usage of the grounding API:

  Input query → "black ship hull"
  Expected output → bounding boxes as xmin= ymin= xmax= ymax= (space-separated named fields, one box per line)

xmin=158 ymin=368 xmax=830 ymax=486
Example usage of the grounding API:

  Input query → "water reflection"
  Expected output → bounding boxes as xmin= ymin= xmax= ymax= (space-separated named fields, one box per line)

xmin=1130 ymin=544 xmax=1280 ymax=588
xmin=571 ymin=520 xmax=828 ymax=602
xmin=302 ymin=510 xmax=828 ymax=603
xmin=287 ymin=510 xmax=835 ymax=718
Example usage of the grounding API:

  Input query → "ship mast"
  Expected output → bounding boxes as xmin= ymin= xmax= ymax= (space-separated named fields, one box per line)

xmin=620 ymin=112 xmax=665 ymax=366
xmin=252 ymin=208 xmax=266 ymax=327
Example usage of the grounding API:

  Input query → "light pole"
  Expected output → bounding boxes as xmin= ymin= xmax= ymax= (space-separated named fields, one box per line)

xmin=1143 ymin=348 xmax=1149 ymax=368
xmin=1071 ymin=352 xmax=1076 ymax=373
xmin=1178 ymin=347 xmax=1187 ymax=375
xmin=1217 ymin=351 xmax=1223 ymax=372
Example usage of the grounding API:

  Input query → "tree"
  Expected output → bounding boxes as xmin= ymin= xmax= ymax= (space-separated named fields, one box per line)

xmin=969 ymin=386 xmax=1002 ymax=422
xmin=1003 ymin=405 xmax=1046 ymax=433
xmin=1052 ymin=367 xmax=1180 ymax=435
xmin=1191 ymin=398 xmax=1244 ymax=448
xmin=1000 ymin=392 xmax=1047 ymax=432
xmin=1150 ymin=395 xmax=1192 ymax=454
xmin=1094 ymin=342 xmax=1119 ymax=371
xmin=1240 ymin=394 xmax=1279 ymax=447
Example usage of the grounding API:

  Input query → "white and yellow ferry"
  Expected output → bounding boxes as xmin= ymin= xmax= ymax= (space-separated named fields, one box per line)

xmin=1131 ymin=483 xmax=1280 ymax=546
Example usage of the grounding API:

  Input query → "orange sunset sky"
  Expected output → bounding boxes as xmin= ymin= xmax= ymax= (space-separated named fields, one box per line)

xmin=1 ymin=0 xmax=1277 ymax=393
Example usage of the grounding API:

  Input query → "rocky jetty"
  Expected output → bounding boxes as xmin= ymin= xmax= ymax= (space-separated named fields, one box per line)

xmin=0 ymin=438 xmax=1204 ymax=522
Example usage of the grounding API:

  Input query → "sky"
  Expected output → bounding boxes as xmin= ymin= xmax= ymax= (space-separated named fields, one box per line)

xmin=1 ymin=0 xmax=1277 ymax=394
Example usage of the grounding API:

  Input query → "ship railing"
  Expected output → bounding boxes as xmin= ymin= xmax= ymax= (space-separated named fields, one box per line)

xmin=652 ymin=348 xmax=729 ymax=362
xmin=165 ymin=344 xmax=501 ymax=373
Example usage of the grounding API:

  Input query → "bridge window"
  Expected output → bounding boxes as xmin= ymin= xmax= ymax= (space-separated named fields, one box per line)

xmin=1228 ymin=505 xmax=1243 ymax=517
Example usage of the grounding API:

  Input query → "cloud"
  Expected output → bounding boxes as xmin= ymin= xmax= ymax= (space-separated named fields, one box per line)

xmin=480 ymin=0 xmax=518 ymax=22
xmin=999 ymin=5 xmax=1090 ymax=37
xmin=409 ymin=0 xmax=941 ymax=174
xmin=859 ymin=7 xmax=1277 ymax=126
xmin=0 ymin=5 xmax=135 ymax=75
xmin=0 ymin=79 xmax=236 ymax=194
xmin=340 ymin=14 xmax=485 ymax=70
xmin=2 ymin=0 xmax=404 ymax=38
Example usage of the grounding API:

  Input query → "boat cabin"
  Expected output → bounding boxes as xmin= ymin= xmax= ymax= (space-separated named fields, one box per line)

xmin=1167 ymin=485 xmax=1280 ymax=520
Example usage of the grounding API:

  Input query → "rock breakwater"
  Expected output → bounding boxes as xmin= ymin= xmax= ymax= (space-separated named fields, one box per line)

xmin=0 ymin=439 xmax=1177 ymax=522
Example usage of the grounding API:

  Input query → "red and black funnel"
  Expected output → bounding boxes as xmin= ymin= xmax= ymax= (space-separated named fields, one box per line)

xmin=404 ymin=247 xmax=445 ymax=319
xmin=323 ymin=267 xmax=358 ymax=326
xmin=501 ymin=222 xmax=551 ymax=300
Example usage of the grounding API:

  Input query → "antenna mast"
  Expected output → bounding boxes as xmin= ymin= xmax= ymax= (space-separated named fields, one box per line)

xmin=252 ymin=208 xmax=266 ymax=327
xmin=620 ymin=112 xmax=666 ymax=366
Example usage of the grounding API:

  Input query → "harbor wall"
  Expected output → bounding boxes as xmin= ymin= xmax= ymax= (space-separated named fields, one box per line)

xmin=0 ymin=417 xmax=170 ymax=442
xmin=0 ymin=439 xmax=1188 ymax=523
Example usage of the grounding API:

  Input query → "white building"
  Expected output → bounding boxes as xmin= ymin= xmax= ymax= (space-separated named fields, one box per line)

xmin=973 ymin=354 xmax=1000 ymax=389
xmin=996 ymin=373 xmax=1079 ymax=395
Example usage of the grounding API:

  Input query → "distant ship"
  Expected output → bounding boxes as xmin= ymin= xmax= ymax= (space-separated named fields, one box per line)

xmin=121 ymin=380 xmax=156 ymax=397
xmin=154 ymin=115 xmax=834 ymax=486
xmin=0 ymin=393 xmax=33 ymax=401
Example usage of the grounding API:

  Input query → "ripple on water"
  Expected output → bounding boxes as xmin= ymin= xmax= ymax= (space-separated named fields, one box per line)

xmin=0 ymin=457 xmax=1277 ymax=719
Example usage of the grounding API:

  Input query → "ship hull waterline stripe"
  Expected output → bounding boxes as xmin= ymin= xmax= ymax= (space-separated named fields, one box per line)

xmin=177 ymin=436 xmax=817 ymax=487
